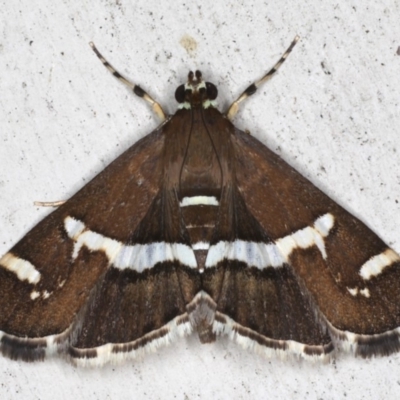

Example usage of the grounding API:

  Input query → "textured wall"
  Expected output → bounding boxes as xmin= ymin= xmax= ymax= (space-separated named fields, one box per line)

xmin=0 ymin=0 xmax=399 ymax=398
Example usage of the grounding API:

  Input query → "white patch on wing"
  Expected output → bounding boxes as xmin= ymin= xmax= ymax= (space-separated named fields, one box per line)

xmin=192 ymin=242 xmax=210 ymax=250
xmin=115 ymin=242 xmax=197 ymax=271
xmin=30 ymin=291 xmax=40 ymax=300
xmin=42 ymin=290 xmax=51 ymax=299
xmin=64 ymin=216 xmax=197 ymax=271
xmin=180 ymin=196 xmax=219 ymax=207
xmin=65 ymin=216 xmax=122 ymax=261
xmin=314 ymin=213 xmax=335 ymax=237
xmin=346 ymin=286 xmax=370 ymax=298
xmin=347 ymin=287 xmax=358 ymax=296
xmin=0 ymin=252 xmax=41 ymax=284
xmin=205 ymin=213 xmax=335 ymax=269
xmin=359 ymin=248 xmax=400 ymax=280
xmin=277 ymin=213 xmax=334 ymax=260
xmin=30 ymin=289 xmax=54 ymax=301
xmin=64 ymin=216 xmax=85 ymax=239
xmin=359 ymin=288 xmax=370 ymax=298
xmin=205 ymin=240 xmax=285 ymax=269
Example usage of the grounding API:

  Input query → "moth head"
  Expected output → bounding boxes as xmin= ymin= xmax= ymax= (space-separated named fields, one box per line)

xmin=175 ymin=70 xmax=218 ymax=110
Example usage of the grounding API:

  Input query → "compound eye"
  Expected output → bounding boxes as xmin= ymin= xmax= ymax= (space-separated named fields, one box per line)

xmin=206 ymin=82 xmax=218 ymax=100
xmin=175 ymin=84 xmax=186 ymax=103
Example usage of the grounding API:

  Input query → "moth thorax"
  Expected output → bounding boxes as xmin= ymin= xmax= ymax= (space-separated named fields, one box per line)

xmin=175 ymin=70 xmax=218 ymax=110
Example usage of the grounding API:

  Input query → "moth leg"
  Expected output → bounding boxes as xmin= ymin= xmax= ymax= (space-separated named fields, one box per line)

xmin=226 ymin=35 xmax=300 ymax=120
xmin=34 ymin=200 xmax=66 ymax=207
xmin=89 ymin=42 xmax=166 ymax=121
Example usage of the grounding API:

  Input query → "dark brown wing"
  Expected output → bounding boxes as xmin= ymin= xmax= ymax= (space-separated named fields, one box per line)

xmin=224 ymin=127 xmax=400 ymax=358
xmin=0 ymin=121 xmax=200 ymax=365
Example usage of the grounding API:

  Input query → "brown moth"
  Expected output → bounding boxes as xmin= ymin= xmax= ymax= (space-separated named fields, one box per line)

xmin=1 ymin=37 xmax=400 ymax=366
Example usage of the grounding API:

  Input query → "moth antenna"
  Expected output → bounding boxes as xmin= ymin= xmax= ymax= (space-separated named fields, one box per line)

xmin=226 ymin=35 xmax=300 ymax=120
xmin=89 ymin=42 xmax=166 ymax=121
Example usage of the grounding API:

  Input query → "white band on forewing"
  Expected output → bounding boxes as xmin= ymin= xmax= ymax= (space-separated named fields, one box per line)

xmin=64 ymin=216 xmax=197 ymax=272
xmin=359 ymin=248 xmax=400 ymax=280
xmin=0 ymin=252 xmax=41 ymax=284
xmin=205 ymin=213 xmax=335 ymax=269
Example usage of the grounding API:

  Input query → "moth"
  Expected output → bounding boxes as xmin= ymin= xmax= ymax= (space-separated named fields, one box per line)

xmin=1 ymin=36 xmax=400 ymax=367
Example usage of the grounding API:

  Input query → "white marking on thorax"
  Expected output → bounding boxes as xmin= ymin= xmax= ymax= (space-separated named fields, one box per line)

xmin=178 ymin=102 xmax=191 ymax=110
xmin=359 ymin=248 xmax=400 ymax=280
xmin=64 ymin=216 xmax=197 ymax=272
xmin=202 ymin=99 xmax=217 ymax=109
xmin=177 ymin=98 xmax=216 ymax=110
xmin=184 ymin=81 xmax=206 ymax=91
xmin=180 ymin=196 xmax=219 ymax=207
xmin=0 ymin=252 xmax=41 ymax=284
xmin=205 ymin=213 xmax=335 ymax=269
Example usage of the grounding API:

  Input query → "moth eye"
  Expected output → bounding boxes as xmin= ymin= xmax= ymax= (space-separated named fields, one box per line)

xmin=175 ymin=84 xmax=186 ymax=103
xmin=206 ymin=82 xmax=218 ymax=100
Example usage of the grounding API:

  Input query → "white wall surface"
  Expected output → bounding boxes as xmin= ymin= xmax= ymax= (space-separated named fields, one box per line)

xmin=0 ymin=0 xmax=399 ymax=399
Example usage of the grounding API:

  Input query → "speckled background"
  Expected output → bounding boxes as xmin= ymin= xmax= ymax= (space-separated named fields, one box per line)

xmin=0 ymin=0 xmax=399 ymax=399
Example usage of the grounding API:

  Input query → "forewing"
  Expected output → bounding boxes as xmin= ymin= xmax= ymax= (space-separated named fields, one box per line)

xmin=231 ymin=128 xmax=400 ymax=357
xmin=0 ymin=126 xmax=198 ymax=363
